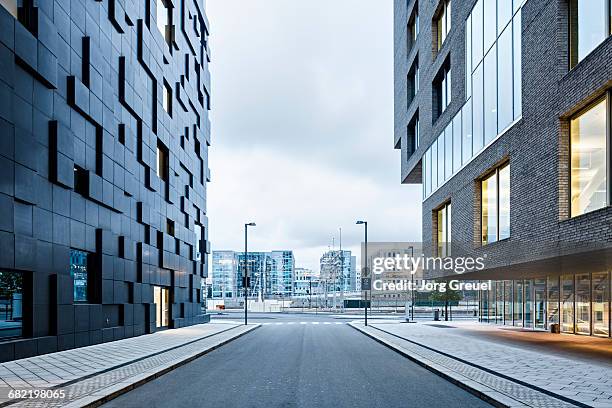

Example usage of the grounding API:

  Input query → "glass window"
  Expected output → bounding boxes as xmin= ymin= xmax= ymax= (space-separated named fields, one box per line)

xmin=472 ymin=0 xmax=484 ymax=69
xmin=71 ymin=250 xmax=89 ymax=302
xmin=497 ymin=25 xmax=513 ymax=133
xmin=437 ymin=203 xmax=451 ymax=257
xmin=435 ymin=63 xmax=452 ymax=118
xmin=503 ymin=280 xmax=512 ymax=324
xmin=482 ymin=171 xmax=498 ymax=245
xmin=570 ymin=98 xmax=607 ymax=217
xmin=484 ymin=47 xmax=497 ymax=144
xmin=409 ymin=9 xmax=419 ymax=51
xmin=472 ymin=63 xmax=484 ymax=153
xmin=466 ymin=15 xmax=472 ymax=99
xmin=481 ymin=163 xmax=510 ymax=244
xmin=592 ymin=272 xmax=610 ymax=337
xmin=575 ymin=273 xmax=591 ymax=334
xmin=432 ymin=140 xmax=438 ymax=190
xmin=569 ymin=0 xmax=607 ymax=68
xmin=408 ymin=59 xmax=419 ymax=106
xmin=535 ymin=279 xmax=549 ymax=330
xmin=163 ymin=81 xmax=172 ymax=115
xmin=437 ymin=134 xmax=445 ymax=185
xmin=561 ymin=275 xmax=575 ymax=333
xmin=157 ymin=142 xmax=169 ymax=182
xmin=524 ymin=279 xmax=533 ymax=328
xmin=513 ymin=10 xmax=522 ymax=120
xmin=0 ymin=0 xmax=17 ymax=18
xmin=0 ymin=271 xmax=23 ymax=338
xmin=462 ymin=100 xmax=473 ymax=164
xmin=195 ymin=224 xmax=202 ymax=262
xmin=547 ymin=276 xmax=560 ymax=326
xmin=445 ymin=124 xmax=453 ymax=179
xmin=453 ymin=111 xmax=462 ymax=172
xmin=436 ymin=0 xmax=452 ymax=50
xmin=426 ymin=148 xmax=432 ymax=196
xmin=498 ymin=164 xmax=510 ymax=240
xmin=513 ymin=280 xmax=523 ymax=326
xmin=498 ymin=0 xmax=512 ymax=33
xmin=483 ymin=0 xmax=497 ymax=53
xmin=156 ymin=0 xmax=172 ymax=46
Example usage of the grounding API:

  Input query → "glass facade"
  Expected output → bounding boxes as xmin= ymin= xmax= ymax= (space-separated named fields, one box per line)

xmin=0 ymin=271 xmax=23 ymax=339
xmin=423 ymin=1 xmax=522 ymax=200
xmin=481 ymin=273 xmax=612 ymax=337
xmin=156 ymin=0 xmax=172 ymax=47
xmin=570 ymin=97 xmax=608 ymax=217
xmin=481 ymin=163 xmax=510 ymax=245
xmin=0 ymin=0 xmax=17 ymax=18
xmin=70 ymin=250 xmax=89 ymax=302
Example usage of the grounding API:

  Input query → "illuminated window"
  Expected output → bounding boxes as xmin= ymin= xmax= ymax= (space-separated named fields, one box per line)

xmin=0 ymin=0 xmax=17 ymax=18
xmin=436 ymin=0 xmax=452 ymax=51
xmin=70 ymin=249 xmax=90 ymax=302
xmin=436 ymin=203 xmax=451 ymax=257
xmin=481 ymin=163 xmax=510 ymax=245
xmin=570 ymin=97 xmax=607 ymax=217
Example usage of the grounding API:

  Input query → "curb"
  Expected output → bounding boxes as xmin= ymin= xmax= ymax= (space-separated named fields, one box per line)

xmin=76 ymin=324 xmax=260 ymax=408
xmin=348 ymin=323 xmax=581 ymax=408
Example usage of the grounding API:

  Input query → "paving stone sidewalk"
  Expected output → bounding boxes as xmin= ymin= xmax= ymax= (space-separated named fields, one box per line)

xmin=351 ymin=321 xmax=611 ymax=408
xmin=0 ymin=322 xmax=258 ymax=407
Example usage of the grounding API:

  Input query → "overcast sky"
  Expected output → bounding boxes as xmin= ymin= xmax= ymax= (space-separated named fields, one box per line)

xmin=206 ymin=0 xmax=422 ymax=272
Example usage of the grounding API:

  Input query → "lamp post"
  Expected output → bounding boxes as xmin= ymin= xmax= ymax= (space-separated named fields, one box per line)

xmin=356 ymin=220 xmax=368 ymax=326
xmin=408 ymin=246 xmax=416 ymax=322
xmin=244 ymin=222 xmax=256 ymax=325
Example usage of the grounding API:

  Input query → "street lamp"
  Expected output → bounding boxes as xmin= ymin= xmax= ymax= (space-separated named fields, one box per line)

xmin=407 ymin=246 xmax=416 ymax=323
xmin=356 ymin=220 xmax=368 ymax=326
xmin=244 ymin=222 xmax=256 ymax=325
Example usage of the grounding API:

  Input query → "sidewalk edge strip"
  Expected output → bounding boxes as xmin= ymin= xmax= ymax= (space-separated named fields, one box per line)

xmin=361 ymin=324 xmax=587 ymax=408
xmin=0 ymin=324 xmax=257 ymax=408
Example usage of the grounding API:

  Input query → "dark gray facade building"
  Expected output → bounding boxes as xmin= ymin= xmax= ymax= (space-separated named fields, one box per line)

xmin=0 ymin=0 xmax=211 ymax=361
xmin=395 ymin=0 xmax=612 ymax=336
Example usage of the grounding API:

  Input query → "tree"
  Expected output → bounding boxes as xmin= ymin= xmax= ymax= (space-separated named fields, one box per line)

xmin=429 ymin=281 xmax=463 ymax=321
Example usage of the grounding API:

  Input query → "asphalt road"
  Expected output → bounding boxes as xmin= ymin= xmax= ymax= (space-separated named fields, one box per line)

xmin=103 ymin=313 xmax=491 ymax=408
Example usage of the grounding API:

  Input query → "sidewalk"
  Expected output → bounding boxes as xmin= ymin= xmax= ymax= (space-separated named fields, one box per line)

xmin=0 ymin=322 xmax=259 ymax=407
xmin=350 ymin=320 xmax=612 ymax=408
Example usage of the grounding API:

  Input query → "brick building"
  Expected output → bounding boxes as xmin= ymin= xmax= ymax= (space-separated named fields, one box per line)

xmin=0 ymin=0 xmax=211 ymax=361
xmin=395 ymin=0 xmax=611 ymax=336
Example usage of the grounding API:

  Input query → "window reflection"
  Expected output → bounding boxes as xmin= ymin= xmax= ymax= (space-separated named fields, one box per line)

xmin=0 ymin=271 xmax=23 ymax=339
xmin=481 ymin=163 xmax=510 ymax=245
xmin=570 ymin=98 xmax=607 ymax=217
xmin=71 ymin=250 xmax=89 ymax=302
xmin=569 ymin=0 xmax=607 ymax=68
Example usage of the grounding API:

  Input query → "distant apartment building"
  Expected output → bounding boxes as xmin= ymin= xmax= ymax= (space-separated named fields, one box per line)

xmin=320 ymin=250 xmax=357 ymax=292
xmin=293 ymin=268 xmax=319 ymax=296
xmin=210 ymin=250 xmax=295 ymax=298
xmin=395 ymin=0 xmax=612 ymax=337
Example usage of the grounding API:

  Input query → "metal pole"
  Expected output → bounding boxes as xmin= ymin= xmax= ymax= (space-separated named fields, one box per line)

xmin=244 ymin=225 xmax=248 ymax=325
xmin=365 ymin=222 xmax=368 ymax=326
xmin=410 ymin=246 xmax=415 ymax=322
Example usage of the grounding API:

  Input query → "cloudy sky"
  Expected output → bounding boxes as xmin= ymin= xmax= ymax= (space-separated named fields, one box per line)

xmin=206 ymin=0 xmax=422 ymax=272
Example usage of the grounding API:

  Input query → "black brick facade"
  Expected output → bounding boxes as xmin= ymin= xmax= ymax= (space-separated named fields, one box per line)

xmin=395 ymin=0 xmax=612 ymax=277
xmin=0 ymin=0 xmax=211 ymax=361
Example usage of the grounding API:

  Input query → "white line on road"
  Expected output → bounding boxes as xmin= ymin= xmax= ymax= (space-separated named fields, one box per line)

xmin=300 ymin=322 xmax=307 ymax=325
xmin=312 ymin=322 xmax=319 ymax=325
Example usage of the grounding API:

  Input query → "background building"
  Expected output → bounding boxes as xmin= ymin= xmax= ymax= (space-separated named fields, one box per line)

xmin=319 ymin=250 xmax=356 ymax=293
xmin=211 ymin=250 xmax=295 ymax=298
xmin=293 ymin=267 xmax=319 ymax=296
xmin=0 ymin=0 xmax=212 ymax=360
xmin=394 ymin=0 xmax=612 ymax=336
xmin=211 ymin=251 xmax=236 ymax=299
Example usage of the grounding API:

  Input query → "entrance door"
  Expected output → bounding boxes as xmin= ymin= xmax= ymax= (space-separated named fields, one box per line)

xmin=154 ymin=286 xmax=170 ymax=328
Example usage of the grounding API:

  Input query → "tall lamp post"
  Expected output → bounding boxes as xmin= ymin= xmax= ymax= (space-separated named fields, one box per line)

xmin=244 ymin=222 xmax=256 ymax=325
xmin=356 ymin=220 xmax=368 ymax=326
xmin=407 ymin=246 xmax=416 ymax=322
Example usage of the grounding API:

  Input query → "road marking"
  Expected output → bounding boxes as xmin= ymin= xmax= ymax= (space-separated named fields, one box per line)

xmin=275 ymin=322 xmax=283 ymax=325
xmin=335 ymin=322 xmax=343 ymax=325
xmin=323 ymin=322 xmax=331 ymax=325
xmin=287 ymin=322 xmax=295 ymax=325
xmin=312 ymin=322 xmax=319 ymax=325
xmin=300 ymin=322 xmax=307 ymax=325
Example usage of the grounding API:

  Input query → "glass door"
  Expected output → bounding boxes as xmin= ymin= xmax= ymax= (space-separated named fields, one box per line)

xmin=592 ymin=272 xmax=609 ymax=337
xmin=534 ymin=279 xmax=546 ymax=330
xmin=154 ymin=286 xmax=170 ymax=328
xmin=575 ymin=274 xmax=590 ymax=335
xmin=524 ymin=280 xmax=533 ymax=328
xmin=561 ymin=275 xmax=575 ymax=333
